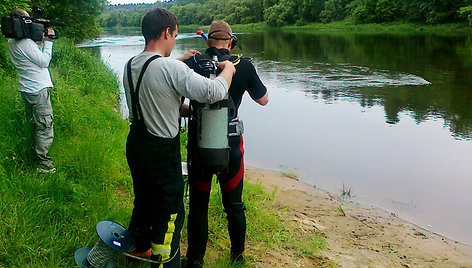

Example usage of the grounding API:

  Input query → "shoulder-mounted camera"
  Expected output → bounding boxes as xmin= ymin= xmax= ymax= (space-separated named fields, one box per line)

xmin=1 ymin=6 xmax=65 ymax=42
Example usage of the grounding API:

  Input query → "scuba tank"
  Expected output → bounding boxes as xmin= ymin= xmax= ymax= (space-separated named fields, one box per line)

xmin=190 ymin=55 xmax=231 ymax=173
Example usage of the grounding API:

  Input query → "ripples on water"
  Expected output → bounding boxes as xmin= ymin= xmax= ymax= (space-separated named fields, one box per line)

xmin=79 ymin=35 xmax=431 ymax=99
xmin=258 ymin=60 xmax=431 ymax=96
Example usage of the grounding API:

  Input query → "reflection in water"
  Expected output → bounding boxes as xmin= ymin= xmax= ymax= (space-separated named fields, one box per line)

xmin=241 ymin=31 xmax=472 ymax=140
xmin=78 ymin=31 xmax=472 ymax=245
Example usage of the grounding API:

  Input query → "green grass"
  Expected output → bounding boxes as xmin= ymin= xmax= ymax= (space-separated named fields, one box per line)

xmin=337 ymin=205 xmax=346 ymax=217
xmin=102 ymin=26 xmax=141 ymax=35
xmin=0 ymin=39 xmax=133 ymax=267
xmin=177 ymin=21 xmax=472 ymax=35
xmin=0 ymin=39 xmax=327 ymax=267
xmin=178 ymin=23 xmax=270 ymax=33
xmin=202 ymin=180 xmax=326 ymax=266
xmin=281 ymin=21 xmax=472 ymax=35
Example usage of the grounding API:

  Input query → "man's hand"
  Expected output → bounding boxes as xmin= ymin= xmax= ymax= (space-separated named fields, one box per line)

xmin=218 ymin=60 xmax=236 ymax=76
xmin=177 ymin=49 xmax=201 ymax=61
xmin=43 ymin=28 xmax=55 ymax=41
xmin=180 ymin=103 xmax=190 ymax=117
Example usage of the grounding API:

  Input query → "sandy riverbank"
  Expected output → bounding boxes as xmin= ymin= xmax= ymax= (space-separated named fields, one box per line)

xmin=245 ymin=167 xmax=472 ymax=267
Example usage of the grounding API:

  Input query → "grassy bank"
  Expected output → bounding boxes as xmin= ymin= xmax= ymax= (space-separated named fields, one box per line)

xmin=0 ymin=38 xmax=133 ymax=267
xmin=178 ymin=21 xmax=472 ymax=35
xmin=108 ymin=22 xmax=472 ymax=37
xmin=0 ymin=40 xmax=326 ymax=267
xmin=280 ymin=21 xmax=472 ymax=34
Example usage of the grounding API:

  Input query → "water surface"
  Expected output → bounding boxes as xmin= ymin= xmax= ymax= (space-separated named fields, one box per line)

xmin=78 ymin=31 xmax=472 ymax=245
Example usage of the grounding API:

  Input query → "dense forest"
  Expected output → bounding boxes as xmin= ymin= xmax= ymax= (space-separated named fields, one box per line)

xmin=99 ymin=0 xmax=472 ymax=28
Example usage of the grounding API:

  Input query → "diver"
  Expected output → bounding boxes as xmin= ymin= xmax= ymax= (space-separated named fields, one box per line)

xmin=184 ymin=20 xmax=268 ymax=267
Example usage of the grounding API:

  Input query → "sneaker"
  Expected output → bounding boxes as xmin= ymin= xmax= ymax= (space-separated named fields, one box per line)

xmin=37 ymin=167 xmax=57 ymax=174
xmin=126 ymin=248 xmax=152 ymax=263
xmin=131 ymin=249 xmax=152 ymax=259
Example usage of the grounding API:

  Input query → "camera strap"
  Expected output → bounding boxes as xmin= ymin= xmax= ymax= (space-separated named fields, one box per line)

xmin=126 ymin=55 xmax=161 ymax=123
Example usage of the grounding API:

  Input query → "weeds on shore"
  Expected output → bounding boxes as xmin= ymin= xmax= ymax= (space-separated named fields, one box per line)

xmin=280 ymin=171 xmax=299 ymax=180
xmin=279 ymin=165 xmax=299 ymax=181
xmin=340 ymin=184 xmax=356 ymax=200
xmin=337 ymin=205 xmax=346 ymax=217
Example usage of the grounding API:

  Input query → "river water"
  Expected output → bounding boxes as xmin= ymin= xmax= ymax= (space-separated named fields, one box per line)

xmin=78 ymin=30 xmax=472 ymax=245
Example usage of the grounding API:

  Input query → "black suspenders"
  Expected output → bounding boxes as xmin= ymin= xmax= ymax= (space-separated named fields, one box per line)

xmin=126 ymin=55 xmax=161 ymax=122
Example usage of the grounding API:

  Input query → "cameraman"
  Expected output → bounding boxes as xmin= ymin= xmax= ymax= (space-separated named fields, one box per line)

xmin=7 ymin=9 xmax=56 ymax=173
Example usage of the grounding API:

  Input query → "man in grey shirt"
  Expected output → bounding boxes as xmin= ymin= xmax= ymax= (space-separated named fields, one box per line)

xmin=123 ymin=8 xmax=235 ymax=268
xmin=7 ymin=9 xmax=56 ymax=173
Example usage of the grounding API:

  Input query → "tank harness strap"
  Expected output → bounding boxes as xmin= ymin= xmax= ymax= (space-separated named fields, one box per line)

xmin=179 ymin=96 xmax=185 ymax=133
xmin=220 ymin=54 xmax=243 ymax=66
xmin=228 ymin=117 xmax=244 ymax=137
xmin=127 ymin=55 xmax=161 ymax=122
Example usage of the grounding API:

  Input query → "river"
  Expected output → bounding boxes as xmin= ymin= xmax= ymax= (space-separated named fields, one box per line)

xmin=78 ymin=30 xmax=472 ymax=245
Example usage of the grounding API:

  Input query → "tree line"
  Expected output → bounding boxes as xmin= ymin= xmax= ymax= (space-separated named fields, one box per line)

xmin=99 ymin=0 xmax=472 ymax=28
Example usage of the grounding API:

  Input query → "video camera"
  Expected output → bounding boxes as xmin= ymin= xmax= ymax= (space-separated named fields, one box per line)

xmin=1 ymin=6 xmax=65 ymax=42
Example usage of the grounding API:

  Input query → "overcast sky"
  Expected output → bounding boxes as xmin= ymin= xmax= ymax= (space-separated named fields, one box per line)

xmin=108 ymin=0 xmax=158 ymax=5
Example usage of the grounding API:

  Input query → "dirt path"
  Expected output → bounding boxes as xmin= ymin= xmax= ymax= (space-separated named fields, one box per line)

xmin=245 ymin=167 xmax=472 ymax=267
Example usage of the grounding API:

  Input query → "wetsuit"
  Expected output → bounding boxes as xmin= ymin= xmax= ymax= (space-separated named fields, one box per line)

xmin=184 ymin=47 xmax=267 ymax=265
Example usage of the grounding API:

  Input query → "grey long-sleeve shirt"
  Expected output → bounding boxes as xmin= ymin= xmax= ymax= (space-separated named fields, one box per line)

xmin=124 ymin=51 xmax=229 ymax=138
xmin=8 ymin=39 xmax=53 ymax=94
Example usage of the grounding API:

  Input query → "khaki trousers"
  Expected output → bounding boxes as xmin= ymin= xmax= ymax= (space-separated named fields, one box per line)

xmin=21 ymin=88 xmax=54 ymax=169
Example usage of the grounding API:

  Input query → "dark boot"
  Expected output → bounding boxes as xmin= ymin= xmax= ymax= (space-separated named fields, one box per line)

xmin=184 ymin=257 xmax=204 ymax=268
xmin=230 ymin=250 xmax=245 ymax=264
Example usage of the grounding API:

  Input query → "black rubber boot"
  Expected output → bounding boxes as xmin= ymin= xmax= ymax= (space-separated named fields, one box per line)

xmin=184 ymin=257 xmax=204 ymax=268
xmin=230 ymin=250 xmax=245 ymax=265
